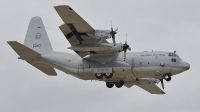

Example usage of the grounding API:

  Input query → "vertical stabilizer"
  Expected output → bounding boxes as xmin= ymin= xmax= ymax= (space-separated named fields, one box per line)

xmin=24 ymin=17 xmax=53 ymax=54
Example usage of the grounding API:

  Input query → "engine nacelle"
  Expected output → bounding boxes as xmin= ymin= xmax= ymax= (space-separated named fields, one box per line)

xmin=92 ymin=30 xmax=111 ymax=39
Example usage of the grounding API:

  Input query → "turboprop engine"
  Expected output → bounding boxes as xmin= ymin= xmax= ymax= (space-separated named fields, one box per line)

xmin=92 ymin=30 xmax=111 ymax=39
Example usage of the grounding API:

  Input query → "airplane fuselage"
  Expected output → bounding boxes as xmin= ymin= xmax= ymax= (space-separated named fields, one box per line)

xmin=40 ymin=51 xmax=190 ymax=82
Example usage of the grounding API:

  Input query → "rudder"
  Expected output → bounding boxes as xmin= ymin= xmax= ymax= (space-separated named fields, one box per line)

xmin=24 ymin=17 xmax=53 ymax=54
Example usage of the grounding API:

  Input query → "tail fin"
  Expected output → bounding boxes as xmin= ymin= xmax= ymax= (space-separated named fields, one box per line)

xmin=24 ymin=17 xmax=53 ymax=54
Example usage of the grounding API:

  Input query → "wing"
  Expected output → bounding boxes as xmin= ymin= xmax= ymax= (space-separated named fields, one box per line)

xmin=55 ymin=5 xmax=119 ymax=63
xmin=137 ymin=83 xmax=165 ymax=94
xmin=54 ymin=5 xmax=94 ymax=33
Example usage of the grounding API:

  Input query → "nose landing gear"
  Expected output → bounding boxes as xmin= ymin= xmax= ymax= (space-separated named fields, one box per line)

xmin=163 ymin=73 xmax=171 ymax=82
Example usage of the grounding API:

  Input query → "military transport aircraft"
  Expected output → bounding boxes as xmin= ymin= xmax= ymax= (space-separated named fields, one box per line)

xmin=8 ymin=5 xmax=190 ymax=94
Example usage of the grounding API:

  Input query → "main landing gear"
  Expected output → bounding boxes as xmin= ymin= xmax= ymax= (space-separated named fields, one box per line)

xmin=160 ymin=73 xmax=172 ymax=89
xmin=95 ymin=73 xmax=113 ymax=79
xmin=163 ymin=73 xmax=171 ymax=82
xmin=106 ymin=81 xmax=124 ymax=88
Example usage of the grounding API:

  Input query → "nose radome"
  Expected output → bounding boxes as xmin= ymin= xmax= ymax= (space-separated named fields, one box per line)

xmin=178 ymin=61 xmax=190 ymax=70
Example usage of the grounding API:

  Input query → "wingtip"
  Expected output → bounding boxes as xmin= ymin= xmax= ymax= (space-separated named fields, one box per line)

xmin=54 ymin=5 xmax=70 ymax=8
xmin=7 ymin=41 xmax=17 ymax=43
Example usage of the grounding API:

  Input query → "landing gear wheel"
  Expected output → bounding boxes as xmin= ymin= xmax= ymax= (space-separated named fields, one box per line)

xmin=163 ymin=74 xmax=171 ymax=82
xmin=105 ymin=73 xmax=113 ymax=79
xmin=106 ymin=82 xmax=114 ymax=88
xmin=95 ymin=73 xmax=104 ymax=79
xmin=115 ymin=81 xmax=124 ymax=88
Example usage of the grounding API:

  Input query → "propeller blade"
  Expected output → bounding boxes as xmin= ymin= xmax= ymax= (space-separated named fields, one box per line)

xmin=115 ymin=28 xmax=118 ymax=32
xmin=124 ymin=50 xmax=127 ymax=61
xmin=110 ymin=21 xmax=117 ymax=46
xmin=113 ymin=38 xmax=116 ymax=46
xmin=160 ymin=79 xmax=164 ymax=89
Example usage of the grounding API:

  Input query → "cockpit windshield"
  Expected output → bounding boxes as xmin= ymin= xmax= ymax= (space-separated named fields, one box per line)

xmin=176 ymin=54 xmax=182 ymax=61
xmin=169 ymin=53 xmax=182 ymax=61
xmin=169 ymin=53 xmax=176 ymax=57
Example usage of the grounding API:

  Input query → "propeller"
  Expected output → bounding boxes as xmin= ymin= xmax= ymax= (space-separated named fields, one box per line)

xmin=110 ymin=21 xmax=118 ymax=46
xmin=123 ymin=41 xmax=131 ymax=61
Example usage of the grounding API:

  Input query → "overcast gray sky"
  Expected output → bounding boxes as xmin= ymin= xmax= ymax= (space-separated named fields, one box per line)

xmin=1 ymin=0 xmax=199 ymax=112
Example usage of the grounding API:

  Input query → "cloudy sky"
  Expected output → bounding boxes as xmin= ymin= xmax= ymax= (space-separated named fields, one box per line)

xmin=1 ymin=0 xmax=199 ymax=112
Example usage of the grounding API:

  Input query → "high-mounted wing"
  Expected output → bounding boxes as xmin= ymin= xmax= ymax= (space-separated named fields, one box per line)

xmin=55 ymin=5 xmax=121 ymax=63
xmin=137 ymin=83 xmax=165 ymax=94
xmin=54 ymin=5 xmax=94 ymax=33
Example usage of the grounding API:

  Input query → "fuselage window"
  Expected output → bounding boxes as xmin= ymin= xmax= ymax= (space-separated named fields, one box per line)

xmin=171 ymin=58 xmax=176 ymax=62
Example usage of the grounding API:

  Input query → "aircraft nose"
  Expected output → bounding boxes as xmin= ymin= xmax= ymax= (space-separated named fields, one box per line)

xmin=178 ymin=61 xmax=190 ymax=70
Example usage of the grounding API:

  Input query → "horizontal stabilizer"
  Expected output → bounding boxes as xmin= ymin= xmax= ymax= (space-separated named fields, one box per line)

xmin=27 ymin=61 xmax=57 ymax=76
xmin=8 ymin=41 xmax=57 ymax=76
xmin=7 ymin=41 xmax=40 ymax=61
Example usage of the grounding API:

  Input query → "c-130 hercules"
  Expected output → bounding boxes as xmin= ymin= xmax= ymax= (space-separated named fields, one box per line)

xmin=8 ymin=5 xmax=190 ymax=94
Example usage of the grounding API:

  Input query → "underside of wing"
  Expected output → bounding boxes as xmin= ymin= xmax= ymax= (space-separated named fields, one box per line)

xmin=137 ymin=83 xmax=165 ymax=94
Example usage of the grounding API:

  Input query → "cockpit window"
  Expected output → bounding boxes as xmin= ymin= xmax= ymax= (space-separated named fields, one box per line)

xmin=171 ymin=58 xmax=176 ymax=62
xmin=176 ymin=54 xmax=182 ymax=61
xmin=169 ymin=53 xmax=176 ymax=57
